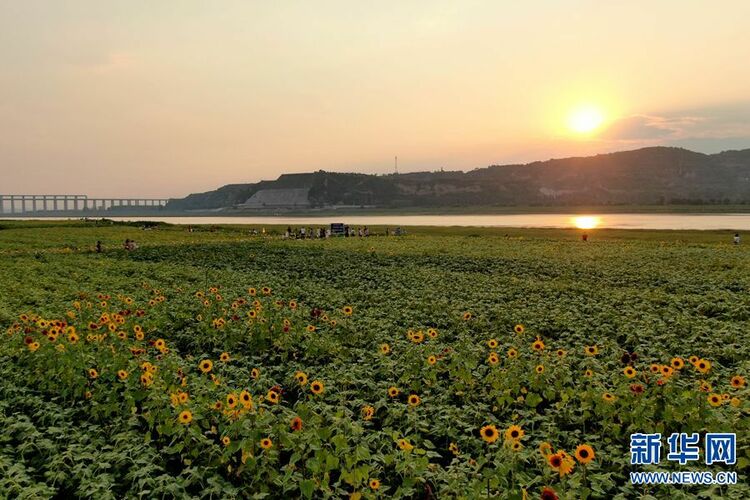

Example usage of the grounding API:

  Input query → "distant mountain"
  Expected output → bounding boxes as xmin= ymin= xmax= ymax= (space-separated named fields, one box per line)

xmin=166 ymin=147 xmax=750 ymax=210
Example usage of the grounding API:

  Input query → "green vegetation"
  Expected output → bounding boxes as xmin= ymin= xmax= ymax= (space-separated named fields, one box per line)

xmin=1 ymin=220 xmax=748 ymax=499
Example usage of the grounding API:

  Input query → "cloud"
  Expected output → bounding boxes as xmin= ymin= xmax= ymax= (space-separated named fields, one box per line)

xmin=599 ymin=103 xmax=750 ymax=153
xmin=600 ymin=114 xmax=701 ymax=140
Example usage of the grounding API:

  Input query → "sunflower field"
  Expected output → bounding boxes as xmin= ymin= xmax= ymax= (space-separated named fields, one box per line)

xmin=0 ymin=220 xmax=748 ymax=499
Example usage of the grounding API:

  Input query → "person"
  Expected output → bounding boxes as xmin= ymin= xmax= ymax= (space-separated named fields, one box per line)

xmin=734 ymin=233 xmax=740 ymax=245
xmin=385 ymin=227 xmax=390 ymax=237
xmin=300 ymin=227 xmax=306 ymax=238
xmin=123 ymin=239 xmax=131 ymax=251
xmin=95 ymin=241 xmax=102 ymax=253
xmin=364 ymin=226 xmax=369 ymax=237
xmin=582 ymin=233 xmax=588 ymax=242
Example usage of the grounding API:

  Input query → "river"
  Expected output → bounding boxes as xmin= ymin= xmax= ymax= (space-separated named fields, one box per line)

xmin=15 ymin=213 xmax=750 ymax=230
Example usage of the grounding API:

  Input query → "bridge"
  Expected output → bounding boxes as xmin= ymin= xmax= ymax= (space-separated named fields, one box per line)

xmin=0 ymin=195 xmax=170 ymax=214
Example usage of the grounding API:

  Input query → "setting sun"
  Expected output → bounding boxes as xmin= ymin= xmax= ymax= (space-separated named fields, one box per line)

xmin=572 ymin=215 xmax=601 ymax=229
xmin=567 ymin=106 xmax=605 ymax=134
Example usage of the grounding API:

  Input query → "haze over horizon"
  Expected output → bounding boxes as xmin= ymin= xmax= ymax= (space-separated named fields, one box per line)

xmin=2 ymin=1 xmax=750 ymax=198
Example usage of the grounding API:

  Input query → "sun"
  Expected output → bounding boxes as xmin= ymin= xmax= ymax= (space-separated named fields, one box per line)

xmin=567 ymin=106 xmax=604 ymax=134
xmin=572 ymin=216 xmax=600 ymax=229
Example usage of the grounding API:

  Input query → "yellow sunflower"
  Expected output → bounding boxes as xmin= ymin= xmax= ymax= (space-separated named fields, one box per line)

xmin=575 ymin=444 xmax=595 ymax=464
xmin=310 ymin=380 xmax=325 ymax=395
xmin=199 ymin=359 xmax=213 ymax=374
xmin=178 ymin=410 xmax=193 ymax=425
xmin=695 ymin=359 xmax=712 ymax=374
xmin=504 ymin=425 xmax=524 ymax=442
xmin=480 ymin=424 xmax=499 ymax=444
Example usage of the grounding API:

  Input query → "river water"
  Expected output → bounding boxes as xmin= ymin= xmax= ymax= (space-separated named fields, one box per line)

xmin=15 ymin=213 xmax=750 ymax=230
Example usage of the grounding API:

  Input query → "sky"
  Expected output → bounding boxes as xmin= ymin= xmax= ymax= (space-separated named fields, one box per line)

xmin=1 ymin=1 xmax=749 ymax=198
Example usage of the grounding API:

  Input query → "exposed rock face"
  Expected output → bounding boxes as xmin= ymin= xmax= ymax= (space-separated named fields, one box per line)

xmin=238 ymin=188 xmax=311 ymax=208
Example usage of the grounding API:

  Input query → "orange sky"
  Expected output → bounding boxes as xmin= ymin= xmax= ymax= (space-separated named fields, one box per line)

xmin=1 ymin=1 xmax=749 ymax=198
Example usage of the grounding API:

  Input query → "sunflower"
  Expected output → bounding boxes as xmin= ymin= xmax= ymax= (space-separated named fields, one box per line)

xmin=427 ymin=355 xmax=437 ymax=366
xmin=199 ymin=359 xmax=213 ymax=374
xmin=410 ymin=331 xmax=425 ymax=343
xmin=556 ymin=349 xmax=566 ymax=358
xmin=212 ymin=401 xmax=223 ymax=411
xmin=427 ymin=328 xmax=438 ymax=339
xmin=260 ymin=438 xmax=273 ymax=449
xmin=155 ymin=338 xmax=166 ymax=350
xmin=629 ymin=383 xmax=645 ymax=395
xmin=226 ymin=393 xmax=238 ymax=409
xmin=480 ymin=424 xmax=499 ymax=444
xmin=178 ymin=410 xmax=193 ymax=425
xmin=731 ymin=397 xmax=741 ymax=407
xmin=585 ymin=345 xmax=599 ymax=356
xmin=247 ymin=310 xmax=257 ymax=319
xmin=448 ymin=442 xmax=460 ymax=455
xmin=266 ymin=389 xmax=280 ymax=404
xmin=68 ymin=332 xmax=79 ymax=343
xmin=248 ymin=287 xmax=256 ymax=296
xmin=222 ymin=436 xmax=231 ymax=446
xmin=251 ymin=367 xmax=260 ymax=379
xmin=575 ymin=444 xmax=595 ymax=464
xmin=699 ymin=380 xmax=712 ymax=392
xmin=510 ymin=440 xmax=523 ymax=452
xmin=671 ymin=357 xmax=685 ymax=369
xmin=487 ymin=338 xmax=499 ymax=349
xmin=220 ymin=352 xmax=230 ymax=362
xmin=535 ymin=365 xmax=545 ymax=374
xmin=540 ymin=486 xmax=559 ymax=500
xmin=387 ymin=386 xmax=400 ymax=398
xmin=650 ymin=364 xmax=661 ymax=374
xmin=532 ymin=339 xmax=545 ymax=352
xmin=623 ymin=366 xmax=637 ymax=378
xmin=547 ymin=452 xmax=563 ymax=470
xmin=688 ymin=355 xmax=699 ymax=364
xmin=290 ymin=416 xmax=303 ymax=431
xmin=117 ymin=370 xmax=129 ymax=380
xmin=361 ymin=405 xmax=375 ymax=421
xmin=584 ymin=369 xmax=594 ymax=377
xmin=407 ymin=394 xmax=421 ymax=406
xmin=462 ymin=312 xmax=472 ymax=321
xmin=240 ymin=390 xmax=253 ymax=408
xmin=397 ymin=438 xmax=413 ymax=451
xmin=661 ymin=366 xmax=674 ymax=378
xmin=342 ymin=306 xmax=353 ymax=316
xmin=722 ymin=393 xmax=730 ymax=400
xmin=487 ymin=352 xmax=500 ymax=365
xmin=368 ymin=479 xmax=380 ymax=490
xmin=602 ymin=392 xmax=616 ymax=403
xmin=507 ymin=347 xmax=518 ymax=359
xmin=504 ymin=425 xmax=524 ymax=442
xmin=295 ymin=371 xmax=308 ymax=385
xmin=695 ymin=359 xmax=712 ymax=374
xmin=310 ymin=380 xmax=325 ymax=395
xmin=89 ymin=368 xmax=99 ymax=379
xmin=731 ymin=375 xmax=746 ymax=388
xmin=550 ymin=451 xmax=575 ymax=476
xmin=539 ymin=442 xmax=553 ymax=458
xmin=379 ymin=343 xmax=391 ymax=355
xmin=708 ymin=393 xmax=722 ymax=407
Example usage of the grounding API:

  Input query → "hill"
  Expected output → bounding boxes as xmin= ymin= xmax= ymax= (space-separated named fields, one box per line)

xmin=166 ymin=147 xmax=750 ymax=210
